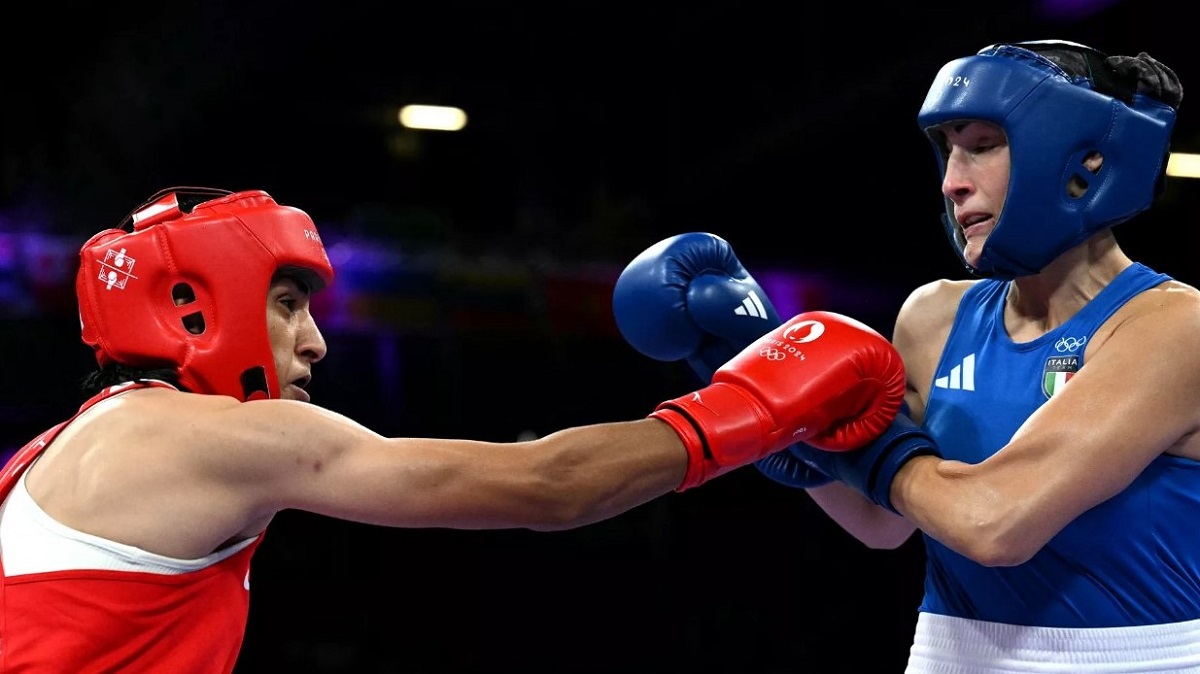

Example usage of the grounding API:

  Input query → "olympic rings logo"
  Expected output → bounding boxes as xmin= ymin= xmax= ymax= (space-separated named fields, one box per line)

xmin=759 ymin=347 xmax=787 ymax=361
xmin=1055 ymin=336 xmax=1087 ymax=353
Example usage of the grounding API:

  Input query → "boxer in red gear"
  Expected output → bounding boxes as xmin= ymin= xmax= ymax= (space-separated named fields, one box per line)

xmin=0 ymin=187 xmax=902 ymax=672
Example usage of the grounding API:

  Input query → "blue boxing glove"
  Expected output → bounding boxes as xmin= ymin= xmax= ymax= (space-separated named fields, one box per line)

xmin=792 ymin=410 xmax=940 ymax=513
xmin=612 ymin=232 xmax=782 ymax=384
xmin=613 ymin=232 xmax=833 ymax=489
xmin=755 ymin=446 xmax=835 ymax=489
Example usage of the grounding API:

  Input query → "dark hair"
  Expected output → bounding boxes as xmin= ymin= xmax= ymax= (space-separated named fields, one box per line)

xmin=1017 ymin=41 xmax=1183 ymax=109
xmin=81 ymin=363 xmax=186 ymax=397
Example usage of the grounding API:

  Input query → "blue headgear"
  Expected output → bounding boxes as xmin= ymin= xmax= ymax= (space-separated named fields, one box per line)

xmin=916 ymin=40 xmax=1178 ymax=279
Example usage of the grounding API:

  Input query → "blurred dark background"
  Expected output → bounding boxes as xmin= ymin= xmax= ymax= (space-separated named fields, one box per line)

xmin=2 ymin=2 xmax=1197 ymax=672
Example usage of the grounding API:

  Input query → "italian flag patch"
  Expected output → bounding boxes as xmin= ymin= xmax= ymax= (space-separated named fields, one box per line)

xmin=1042 ymin=355 xmax=1080 ymax=399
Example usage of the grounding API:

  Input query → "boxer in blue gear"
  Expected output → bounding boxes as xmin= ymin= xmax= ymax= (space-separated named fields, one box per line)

xmin=804 ymin=40 xmax=1200 ymax=672
xmin=617 ymin=39 xmax=1200 ymax=673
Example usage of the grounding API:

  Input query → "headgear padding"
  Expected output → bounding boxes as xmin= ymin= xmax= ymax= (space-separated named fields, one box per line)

xmin=76 ymin=188 xmax=335 ymax=401
xmin=916 ymin=41 xmax=1179 ymax=279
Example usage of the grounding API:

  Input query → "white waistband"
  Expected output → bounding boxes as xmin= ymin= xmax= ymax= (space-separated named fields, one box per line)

xmin=906 ymin=612 xmax=1200 ymax=673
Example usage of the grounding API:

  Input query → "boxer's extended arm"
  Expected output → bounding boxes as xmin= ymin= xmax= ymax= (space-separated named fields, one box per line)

xmin=232 ymin=311 xmax=902 ymax=522
xmin=56 ymin=390 xmax=691 ymax=555
xmin=74 ymin=307 xmax=903 ymax=557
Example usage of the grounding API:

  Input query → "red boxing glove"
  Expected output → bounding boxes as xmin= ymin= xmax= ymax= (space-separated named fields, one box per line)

xmin=651 ymin=311 xmax=906 ymax=491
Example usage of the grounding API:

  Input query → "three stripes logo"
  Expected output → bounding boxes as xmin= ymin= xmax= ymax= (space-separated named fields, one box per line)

xmin=934 ymin=353 xmax=975 ymax=391
xmin=733 ymin=290 xmax=770 ymax=319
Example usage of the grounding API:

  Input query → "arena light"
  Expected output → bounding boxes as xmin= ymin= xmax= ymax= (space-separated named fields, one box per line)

xmin=1166 ymin=152 xmax=1200 ymax=179
xmin=398 ymin=104 xmax=467 ymax=131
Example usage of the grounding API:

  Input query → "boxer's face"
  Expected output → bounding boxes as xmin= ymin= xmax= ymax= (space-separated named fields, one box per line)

xmin=267 ymin=273 xmax=326 ymax=402
xmin=937 ymin=120 xmax=1011 ymax=268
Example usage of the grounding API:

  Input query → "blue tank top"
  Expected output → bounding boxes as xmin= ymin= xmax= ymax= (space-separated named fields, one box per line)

xmin=920 ymin=262 xmax=1200 ymax=627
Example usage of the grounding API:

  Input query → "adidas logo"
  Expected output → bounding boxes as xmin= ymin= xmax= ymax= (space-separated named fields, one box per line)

xmin=935 ymin=353 xmax=975 ymax=391
xmin=733 ymin=290 xmax=770 ymax=319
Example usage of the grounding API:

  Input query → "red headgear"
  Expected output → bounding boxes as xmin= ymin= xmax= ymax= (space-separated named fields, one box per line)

xmin=76 ymin=188 xmax=335 ymax=401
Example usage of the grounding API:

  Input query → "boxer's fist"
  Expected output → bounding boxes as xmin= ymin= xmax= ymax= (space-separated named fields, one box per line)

xmin=613 ymin=232 xmax=781 ymax=383
xmin=651 ymin=311 xmax=906 ymax=491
